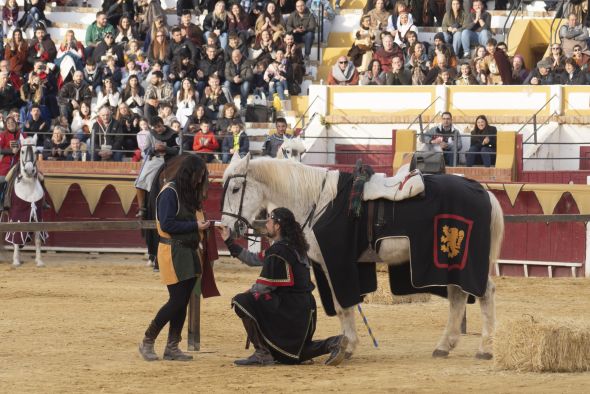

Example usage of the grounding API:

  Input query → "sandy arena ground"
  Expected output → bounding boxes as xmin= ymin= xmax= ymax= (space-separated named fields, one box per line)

xmin=1 ymin=252 xmax=590 ymax=393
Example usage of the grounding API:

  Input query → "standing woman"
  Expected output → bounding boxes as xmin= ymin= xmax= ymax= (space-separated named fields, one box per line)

xmin=466 ymin=114 xmax=496 ymax=167
xmin=139 ymin=154 xmax=210 ymax=361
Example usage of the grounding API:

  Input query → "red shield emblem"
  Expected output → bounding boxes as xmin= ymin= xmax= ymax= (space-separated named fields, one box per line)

xmin=433 ymin=214 xmax=473 ymax=271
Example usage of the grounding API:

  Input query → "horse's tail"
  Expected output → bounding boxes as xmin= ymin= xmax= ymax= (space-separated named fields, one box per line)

xmin=487 ymin=191 xmax=504 ymax=276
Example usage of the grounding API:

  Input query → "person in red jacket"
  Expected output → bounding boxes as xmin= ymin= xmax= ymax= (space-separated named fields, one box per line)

xmin=372 ymin=33 xmax=404 ymax=73
xmin=0 ymin=115 xmax=26 ymax=180
xmin=192 ymin=119 xmax=219 ymax=163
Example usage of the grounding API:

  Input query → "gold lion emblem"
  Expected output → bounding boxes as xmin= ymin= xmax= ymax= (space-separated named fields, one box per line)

xmin=440 ymin=226 xmax=465 ymax=258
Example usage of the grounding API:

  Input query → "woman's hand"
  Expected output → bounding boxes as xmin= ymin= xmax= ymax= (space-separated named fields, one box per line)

xmin=197 ymin=220 xmax=211 ymax=230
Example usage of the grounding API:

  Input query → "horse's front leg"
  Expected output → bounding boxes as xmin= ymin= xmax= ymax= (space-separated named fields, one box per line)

xmin=12 ymin=243 xmax=21 ymax=267
xmin=334 ymin=303 xmax=358 ymax=358
xmin=34 ymin=232 xmax=44 ymax=267
xmin=433 ymin=285 xmax=468 ymax=358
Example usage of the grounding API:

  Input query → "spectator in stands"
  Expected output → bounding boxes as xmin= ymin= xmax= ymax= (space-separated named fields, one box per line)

xmin=460 ymin=0 xmax=491 ymax=59
xmin=442 ymin=0 xmax=466 ymax=57
xmin=422 ymin=111 xmax=462 ymax=166
xmin=255 ymin=1 xmax=286 ymax=43
xmin=116 ymin=103 xmax=139 ymax=156
xmin=193 ymin=119 xmax=220 ymax=162
xmin=444 ymin=0 xmax=471 ymax=21
xmin=425 ymin=52 xmax=456 ymax=85
xmin=386 ymin=1 xmax=411 ymax=32
xmin=360 ymin=59 xmax=386 ymax=85
xmin=222 ymin=120 xmax=249 ymax=163
xmin=176 ymin=78 xmax=198 ymax=128
xmin=348 ymin=14 xmax=376 ymax=73
xmin=251 ymin=29 xmax=277 ymax=65
xmin=385 ymin=56 xmax=411 ymax=85
xmin=0 ymin=115 xmax=24 ymax=181
xmin=4 ymin=29 xmax=27 ymax=75
xmin=224 ymin=32 xmax=249 ymax=62
xmin=559 ymin=13 xmax=589 ymax=57
xmin=144 ymin=70 xmax=173 ymax=123
xmin=169 ymin=26 xmax=199 ymax=64
xmin=71 ymin=101 xmax=95 ymax=142
xmin=470 ymin=44 xmax=486 ymax=66
xmin=143 ymin=15 xmax=168 ymax=53
xmin=264 ymin=49 xmax=290 ymax=99
xmin=82 ymin=58 xmax=101 ymax=91
xmin=115 ymin=15 xmax=139 ymax=44
xmin=279 ymin=32 xmax=305 ymax=85
xmin=481 ymin=38 xmax=512 ymax=85
xmin=85 ymin=11 xmax=116 ymax=59
xmin=466 ymin=115 xmax=496 ymax=167
xmin=121 ymin=59 xmax=145 ymax=87
xmin=367 ymin=0 xmax=389 ymax=46
xmin=402 ymin=30 xmax=418 ymax=59
xmin=262 ymin=117 xmax=291 ymax=157
xmin=328 ymin=56 xmax=359 ymax=85
xmin=543 ymin=43 xmax=566 ymax=74
xmin=197 ymin=45 xmax=225 ymax=95
xmin=228 ymin=3 xmax=253 ymax=44
xmin=204 ymin=1 xmax=230 ymax=49
xmin=406 ymin=42 xmax=429 ymax=84
xmin=93 ymin=31 xmax=125 ymax=68
xmin=216 ymin=103 xmax=241 ymax=136
xmin=168 ymin=51 xmax=198 ymax=94
xmin=455 ymin=62 xmax=478 ymax=85
xmin=56 ymin=30 xmax=85 ymax=77
xmin=373 ymin=33 xmax=403 ymax=73
xmin=91 ymin=106 xmax=124 ymax=161
xmin=58 ymin=70 xmax=92 ymax=122
xmin=224 ymin=49 xmax=253 ymax=111
xmin=201 ymin=74 xmax=228 ymax=119
xmin=96 ymin=55 xmax=123 ymax=92
xmin=158 ymin=103 xmax=178 ymax=127
xmin=511 ymin=54 xmax=529 ymax=85
xmin=65 ymin=138 xmax=89 ymax=162
xmin=180 ymin=10 xmax=204 ymax=48
xmin=524 ymin=58 xmax=555 ymax=85
xmin=18 ymin=0 xmax=51 ymax=31
xmin=391 ymin=11 xmax=417 ymax=49
xmin=307 ymin=0 xmax=335 ymax=45
xmin=43 ymin=125 xmax=69 ymax=161
xmin=121 ymin=74 xmax=145 ymax=117
xmin=572 ymin=44 xmax=590 ymax=71
xmin=558 ymin=57 xmax=588 ymax=85
xmin=102 ymin=0 xmax=134 ymax=28
xmin=0 ymin=71 xmax=20 ymax=115
xmin=3 ymin=0 xmax=19 ymax=39
xmin=23 ymin=104 xmax=50 ymax=147
xmin=286 ymin=0 xmax=317 ymax=60
xmin=27 ymin=24 xmax=57 ymax=70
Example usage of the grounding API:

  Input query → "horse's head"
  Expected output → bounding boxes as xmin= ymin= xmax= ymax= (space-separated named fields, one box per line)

xmin=221 ymin=152 xmax=266 ymax=236
xmin=19 ymin=134 xmax=38 ymax=179
xmin=277 ymin=136 xmax=306 ymax=161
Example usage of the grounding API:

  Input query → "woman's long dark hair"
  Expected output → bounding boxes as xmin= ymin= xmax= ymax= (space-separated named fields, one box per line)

xmin=271 ymin=207 xmax=309 ymax=256
xmin=473 ymin=114 xmax=488 ymax=131
xmin=174 ymin=154 xmax=208 ymax=214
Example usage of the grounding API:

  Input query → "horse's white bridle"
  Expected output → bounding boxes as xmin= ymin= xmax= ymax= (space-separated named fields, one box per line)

xmin=19 ymin=136 xmax=38 ymax=180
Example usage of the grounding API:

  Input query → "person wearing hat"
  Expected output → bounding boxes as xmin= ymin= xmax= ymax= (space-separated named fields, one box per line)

xmin=92 ymin=31 xmax=125 ymax=67
xmin=220 ymin=207 xmax=349 ymax=366
xmin=523 ymin=58 xmax=556 ymax=85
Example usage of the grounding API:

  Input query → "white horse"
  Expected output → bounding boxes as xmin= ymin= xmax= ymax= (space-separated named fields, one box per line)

xmin=221 ymin=154 xmax=504 ymax=360
xmin=6 ymin=135 xmax=46 ymax=267
xmin=275 ymin=136 xmax=306 ymax=161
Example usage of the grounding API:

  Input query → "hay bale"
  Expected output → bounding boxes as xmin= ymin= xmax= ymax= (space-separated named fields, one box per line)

xmin=364 ymin=271 xmax=431 ymax=305
xmin=495 ymin=316 xmax=590 ymax=372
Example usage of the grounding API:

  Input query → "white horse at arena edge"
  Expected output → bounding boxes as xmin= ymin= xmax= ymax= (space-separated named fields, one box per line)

xmin=275 ymin=136 xmax=306 ymax=161
xmin=6 ymin=135 xmax=47 ymax=267
xmin=221 ymin=154 xmax=504 ymax=360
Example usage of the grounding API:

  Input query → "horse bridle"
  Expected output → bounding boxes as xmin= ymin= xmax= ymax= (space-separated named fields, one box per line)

xmin=18 ymin=142 xmax=36 ymax=180
xmin=220 ymin=171 xmax=255 ymax=234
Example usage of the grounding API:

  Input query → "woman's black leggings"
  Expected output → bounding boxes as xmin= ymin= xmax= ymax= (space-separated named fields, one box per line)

xmin=152 ymin=277 xmax=197 ymax=338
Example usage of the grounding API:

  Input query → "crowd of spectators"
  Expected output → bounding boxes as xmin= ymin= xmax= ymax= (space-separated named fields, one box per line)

xmin=331 ymin=0 xmax=590 ymax=87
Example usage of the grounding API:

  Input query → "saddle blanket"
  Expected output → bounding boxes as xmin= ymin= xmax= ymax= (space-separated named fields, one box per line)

xmin=4 ymin=190 xmax=48 ymax=246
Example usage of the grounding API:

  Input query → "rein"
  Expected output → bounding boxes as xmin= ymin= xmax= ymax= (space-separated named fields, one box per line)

xmin=301 ymin=171 xmax=328 ymax=229
xmin=220 ymin=171 xmax=264 ymax=242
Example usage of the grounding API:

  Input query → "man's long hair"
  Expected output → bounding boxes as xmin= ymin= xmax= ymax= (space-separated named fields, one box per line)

xmin=271 ymin=207 xmax=309 ymax=256
xmin=174 ymin=154 xmax=208 ymax=214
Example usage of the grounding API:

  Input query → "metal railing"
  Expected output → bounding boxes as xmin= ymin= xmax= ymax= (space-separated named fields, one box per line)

xmin=550 ymin=0 xmax=567 ymax=45
xmin=406 ymin=96 xmax=441 ymax=133
xmin=503 ymin=0 xmax=523 ymax=43
xmin=517 ymin=94 xmax=557 ymax=144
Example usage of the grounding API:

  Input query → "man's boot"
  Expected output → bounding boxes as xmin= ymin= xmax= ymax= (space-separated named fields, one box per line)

xmin=136 ymin=188 xmax=146 ymax=218
xmin=138 ymin=320 xmax=160 ymax=361
xmin=324 ymin=335 xmax=349 ymax=366
xmin=234 ymin=318 xmax=275 ymax=366
xmin=163 ymin=333 xmax=193 ymax=361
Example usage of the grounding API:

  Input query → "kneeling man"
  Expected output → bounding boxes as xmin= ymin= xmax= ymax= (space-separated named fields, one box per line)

xmin=219 ymin=207 xmax=348 ymax=366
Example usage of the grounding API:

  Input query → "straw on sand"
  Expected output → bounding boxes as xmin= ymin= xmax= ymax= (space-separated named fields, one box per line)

xmin=364 ymin=267 xmax=431 ymax=305
xmin=494 ymin=316 xmax=590 ymax=372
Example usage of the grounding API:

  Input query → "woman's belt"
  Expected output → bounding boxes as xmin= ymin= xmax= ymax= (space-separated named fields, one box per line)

xmin=159 ymin=237 xmax=199 ymax=249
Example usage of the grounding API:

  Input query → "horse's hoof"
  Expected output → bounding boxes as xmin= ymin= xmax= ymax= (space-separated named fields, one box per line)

xmin=12 ymin=262 xmax=21 ymax=268
xmin=475 ymin=352 xmax=493 ymax=360
xmin=344 ymin=352 xmax=353 ymax=360
xmin=432 ymin=349 xmax=449 ymax=358
xmin=36 ymin=261 xmax=45 ymax=267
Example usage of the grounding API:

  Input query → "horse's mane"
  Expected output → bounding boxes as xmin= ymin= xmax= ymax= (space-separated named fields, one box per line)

xmin=226 ymin=157 xmax=337 ymax=208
